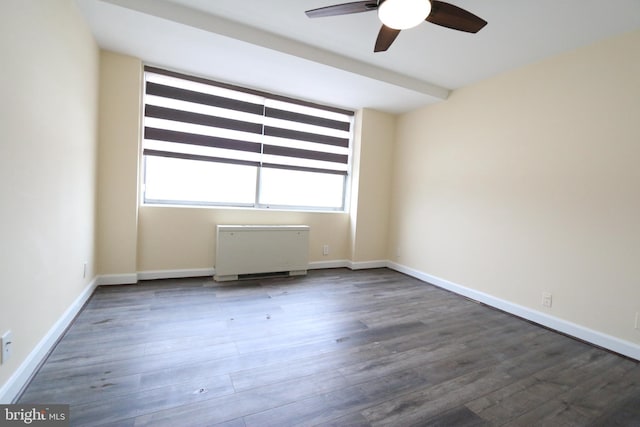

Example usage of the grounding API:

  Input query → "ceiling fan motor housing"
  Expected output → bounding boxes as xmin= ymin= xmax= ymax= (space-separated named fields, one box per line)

xmin=378 ymin=0 xmax=432 ymax=30
xmin=305 ymin=0 xmax=487 ymax=52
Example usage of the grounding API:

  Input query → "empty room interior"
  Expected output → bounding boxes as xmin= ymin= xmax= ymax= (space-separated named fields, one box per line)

xmin=1 ymin=0 xmax=640 ymax=425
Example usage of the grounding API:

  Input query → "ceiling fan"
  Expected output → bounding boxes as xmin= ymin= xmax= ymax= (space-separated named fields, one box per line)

xmin=305 ymin=0 xmax=487 ymax=52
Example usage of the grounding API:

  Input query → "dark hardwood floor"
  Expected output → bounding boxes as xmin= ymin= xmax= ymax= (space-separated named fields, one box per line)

xmin=18 ymin=268 xmax=640 ymax=426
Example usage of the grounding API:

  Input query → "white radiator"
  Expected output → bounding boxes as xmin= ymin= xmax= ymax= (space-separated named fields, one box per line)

xmin=214 ymin=225 xmax=310 ymax=282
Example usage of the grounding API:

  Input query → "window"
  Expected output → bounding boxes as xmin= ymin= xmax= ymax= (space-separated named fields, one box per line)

xmin=142 ymin=67 xmax=354 ymax=211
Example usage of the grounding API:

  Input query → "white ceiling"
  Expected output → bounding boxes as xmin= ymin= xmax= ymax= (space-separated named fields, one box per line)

xmin=77 ymin=0 xmax=640 ymax=113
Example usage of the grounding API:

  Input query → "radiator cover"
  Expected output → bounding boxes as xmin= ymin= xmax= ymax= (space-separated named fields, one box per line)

xmin=214 ymin=225 xmax=310 ymax=282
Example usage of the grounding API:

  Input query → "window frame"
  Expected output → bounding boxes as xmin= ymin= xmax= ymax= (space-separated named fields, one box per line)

xmin=140 ymin=66 xmax=354 ymax=212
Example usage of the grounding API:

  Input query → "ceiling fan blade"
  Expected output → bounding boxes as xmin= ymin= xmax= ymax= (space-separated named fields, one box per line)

xmin=374 ymin=25 xmax=401 ymax=52
xmin=426 ymin=1 xmax=487 ymax=33
xmin=305 ymin=1 xmax=378 ymax=18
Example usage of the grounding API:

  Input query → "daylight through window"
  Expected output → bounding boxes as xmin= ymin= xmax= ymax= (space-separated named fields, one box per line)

xmin=142 ymin=67 xmax=354 ymax=210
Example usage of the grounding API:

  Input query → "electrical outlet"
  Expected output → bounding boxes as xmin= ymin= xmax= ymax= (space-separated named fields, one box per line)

xmin=542 ymin=292 xmax=553 ymax=308
xmin=635 ymin=312 xmax=639 ymax=330
xmin=1 ymin=330 xmax=13 ymax=364
xmin=83 ymin=262 xmax=88 ymax=279
xmin=322 ymin=244 xmax=329 ymax=256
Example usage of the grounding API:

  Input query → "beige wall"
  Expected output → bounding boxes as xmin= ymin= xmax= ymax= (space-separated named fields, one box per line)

xmin=389 ymin=30 xmax=640 ymax=344
xmin=97 ymin=51 xmax=141 ymax=276
xmin=0 ymin=0 xmax=99 ymax=389
xmin=138 ymin=207 xmax=350 ymax=271
xmin=350 ymin=109 xmax=396 ymax=263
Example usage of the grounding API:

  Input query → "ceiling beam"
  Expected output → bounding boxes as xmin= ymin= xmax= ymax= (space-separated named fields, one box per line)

xmin=101 ymin=0 xmax=450 ymax=100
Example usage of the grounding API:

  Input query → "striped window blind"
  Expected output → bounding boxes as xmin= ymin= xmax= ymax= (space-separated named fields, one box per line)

xmin=142 ymin=67 xmax=354 ymax=210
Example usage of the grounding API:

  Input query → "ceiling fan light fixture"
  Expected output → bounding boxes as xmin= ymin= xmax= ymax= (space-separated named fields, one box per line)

xmin=378 ymin=0 xmax=431 ymax=30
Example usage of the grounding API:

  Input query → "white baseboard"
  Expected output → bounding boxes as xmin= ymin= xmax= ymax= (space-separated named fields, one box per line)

xmin=387 ymin=261 xmax=640 ymax=361
xmin=308 ymin=260 xmax=386 ymax=271
xmin=349 ymin=260 xmax=388 ymax=270
xmin=308 ymin=260 xmax=350 ymax=270
xmin=97 ymin=273 xmax=138 ymax=286
xmin=137 ymin=268 xmax=215 ymax=281
xmin=0 ymin=277 xmax=99 ymax=404
xmin=118 ymin=262 xmax=380 ymax=282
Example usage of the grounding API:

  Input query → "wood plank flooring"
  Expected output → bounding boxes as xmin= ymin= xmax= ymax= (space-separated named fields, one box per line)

xmin=18 ymin=268 xmax=640 ymax=426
